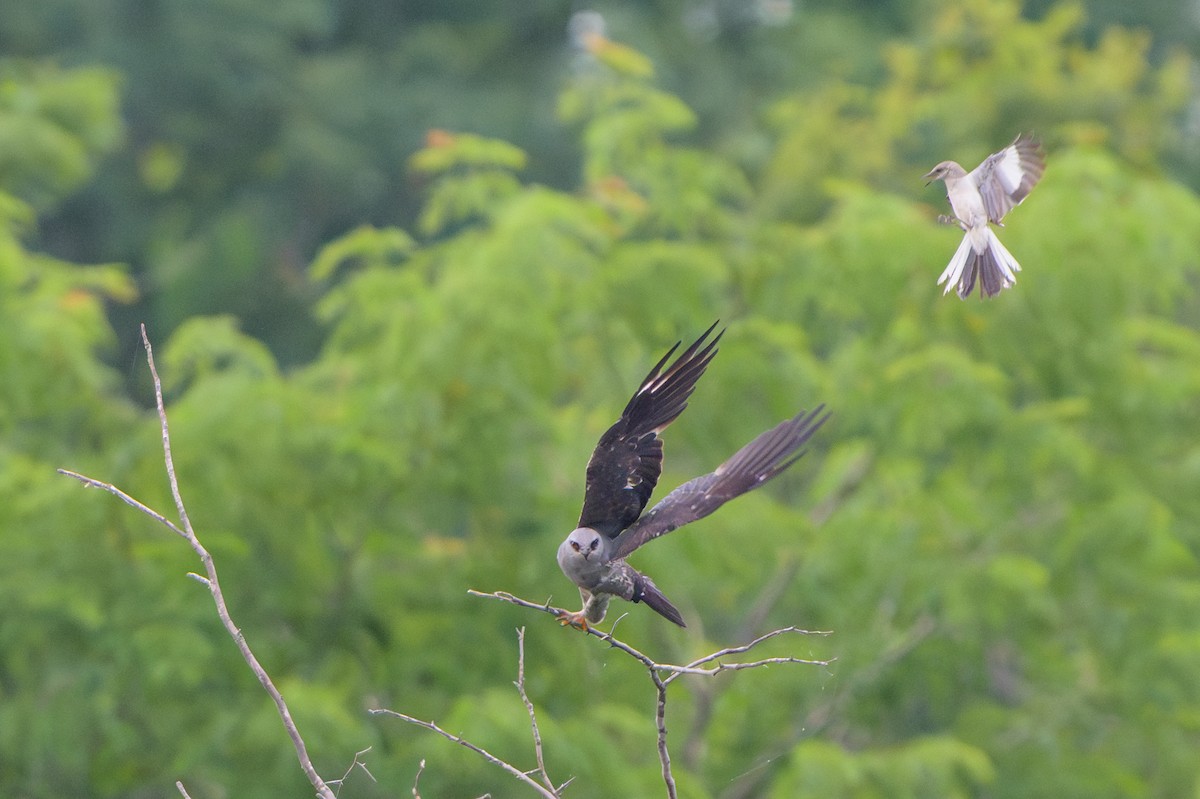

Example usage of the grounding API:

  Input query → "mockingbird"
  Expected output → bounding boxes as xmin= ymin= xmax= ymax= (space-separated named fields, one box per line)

xmin=924 ymin=134 xmax=1045 ymax=299
xmin=555 ymin=323 xmax=828 ymax=629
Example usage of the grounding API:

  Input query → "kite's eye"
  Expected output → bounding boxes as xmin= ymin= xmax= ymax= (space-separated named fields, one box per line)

xmin=570 ymin=541 xmax=581 ymax=552
xmin=589 ymin=539 xmax=599 ymax=551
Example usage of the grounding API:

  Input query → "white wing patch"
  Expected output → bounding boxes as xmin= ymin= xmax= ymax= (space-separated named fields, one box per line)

xmin=990 ymin=145 xmax=1026 ymax=196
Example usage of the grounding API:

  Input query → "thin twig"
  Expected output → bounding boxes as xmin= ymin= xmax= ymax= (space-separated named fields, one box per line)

xmin=668 ymin=627 xmax=826 ymax=679
xmin=412 ymin=759 xmax=425 ymax=799
xmin=652 ymin=670 xmax=674 ymax=797
xmin=329 ymin=747 xmax=376 ymax=796
xmin=375 ymin=629 xmax=572 ymax=798
xmin=175 ymin=782 xmax=192 ymax=799
xmin=60 ymin=324 xmax=336 ymax=799
xmin=369 ymin=710 xmax=560 ymax=799
xmin=722 ymin=613 xmax=935 ymax=799
xmin=514 ymin=628 xmax=557 ymax=794
xmin=469 ymin=589 xmax=831 ymax=799
xmin=56 ymin=469 xmax=187 ymax=540
xmin=470 ymin=591 xmax=830 ymax=677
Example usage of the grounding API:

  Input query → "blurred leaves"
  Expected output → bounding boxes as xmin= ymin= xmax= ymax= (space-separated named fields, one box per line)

xmin=309 ymin=224 xmax=415 ymax=282
xmin=757 ymin=0 xmax=1193 ymax=222
xmin=0 ymin=60 xmax=123 ymax=210
xmin=408 ymin=132 xmax=528 ymax=237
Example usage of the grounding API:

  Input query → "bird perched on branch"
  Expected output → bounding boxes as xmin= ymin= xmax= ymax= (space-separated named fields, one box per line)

xmin=555 ymin=323 xmax=828 ymax=629
xmin=924 ymin=134 xmax=1045 ymax=299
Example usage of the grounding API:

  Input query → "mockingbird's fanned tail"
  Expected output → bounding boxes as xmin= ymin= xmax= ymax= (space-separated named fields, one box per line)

xmin=938 ymin=226 xmax=1022 ymax=299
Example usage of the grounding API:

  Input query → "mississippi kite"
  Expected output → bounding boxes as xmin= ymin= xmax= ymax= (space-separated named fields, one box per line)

xmin=555 ymin=323 xmax=829 ymax=629
xmin=924 ymin=134 xmax=1045 ymax=299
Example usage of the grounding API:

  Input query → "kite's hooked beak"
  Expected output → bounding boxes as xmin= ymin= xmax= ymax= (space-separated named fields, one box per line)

xmin=921 ymin=169 xmax=938 ymax=186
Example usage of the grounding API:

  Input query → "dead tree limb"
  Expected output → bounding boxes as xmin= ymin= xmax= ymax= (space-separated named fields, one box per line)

xmin=371 ymin=625 xmax=573 ymax=798
xmin=369 ymin=710 xmax=560 ymax=799
xmin=59 ymin=324 xmax=337 ymax=799
xmin=467 ymin=589 xmax=833 ymax=799
xmin=514 ymin=627 xmax=573 ymax=795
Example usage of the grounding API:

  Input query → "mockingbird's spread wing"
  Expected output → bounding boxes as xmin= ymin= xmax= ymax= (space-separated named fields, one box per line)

xmin=970 ymin=134 xmax=1045 ymax=224
xmin=612 ymin=405 xmax=829 ymax=559
xmin=576 ymin=321 xmax=722 ymax=537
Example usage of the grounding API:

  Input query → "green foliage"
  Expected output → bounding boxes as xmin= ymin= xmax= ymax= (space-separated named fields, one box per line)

xmin=0 ymin=60 xmax=123 ymax=209
xmin=0 ymin=134 xmax=145 ymax=797
xmin=309 ymin=224 xmax=415 ymax=282
xmin=408 ymin=132 xmax=530 ymax=237
xmin=3 ymin=2 xmax=1200 ymax=798
xmin=0 ymin=197 xmax=135 ymax=457
xmin=758 ymin=0 xmax=1191 ymax=221
xmin=770 ymin=737 xmax=995 ymax=798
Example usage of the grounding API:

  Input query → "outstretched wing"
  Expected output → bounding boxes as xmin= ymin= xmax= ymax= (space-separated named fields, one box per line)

xmin=970 ymin=134 xmax=1044 ymax=224
xmin=577 ymin=322 xmax=723 ymax=537
xmin=612 ymin=404 xmax=829 ymax=559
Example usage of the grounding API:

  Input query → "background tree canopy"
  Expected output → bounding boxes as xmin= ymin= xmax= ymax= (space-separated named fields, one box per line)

xmin=2 ymin=0 xmax=1199 ymax=796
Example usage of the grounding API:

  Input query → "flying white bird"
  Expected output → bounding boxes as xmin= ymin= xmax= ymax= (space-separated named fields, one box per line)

xmin=924 ymin=134 xmax=1045 ymax=299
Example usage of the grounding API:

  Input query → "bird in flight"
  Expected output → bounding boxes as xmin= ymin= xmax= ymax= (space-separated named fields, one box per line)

xmin=924 ymin=134 xmax=1045 ymax=299
xmin=555 ymin=322 xmax=828 ymax=629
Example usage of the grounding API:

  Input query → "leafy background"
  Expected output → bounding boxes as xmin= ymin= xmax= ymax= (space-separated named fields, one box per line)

xmin=2 ymin=0 xmax=1199 ymax=796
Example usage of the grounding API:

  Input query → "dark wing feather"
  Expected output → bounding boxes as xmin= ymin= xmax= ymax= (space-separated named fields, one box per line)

xmin=577 ymin=322 xmax=723 ymax=536
xmin=612 ymin=404 xmax=829 ymax=559
xmin=971 ymin=134 xmax=1044 ymax=224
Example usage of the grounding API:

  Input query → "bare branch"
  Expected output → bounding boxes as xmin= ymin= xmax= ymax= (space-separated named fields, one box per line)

xmin=330 ymin=747 xmax=376 ymax=796
xmin=369 ymin=710 xmax=560 ymax=799
xmin=142 ymin=324 xmax=196 ymax=543
xmin=56 ymin=469 xmax=187 ymax=539
xmin=514 ymin=628 xmax=557 ymax=794
xmin=469 ymin=589 xmax=831 ymax=798
xmin=373 ymin=627 xmax=570 ymax=798
xmin=667 ymin=627 xmax=829 ymax=678
xmin=467 ymin=589 xmax=560 ymax=616
xmin=412 ymin=759 xmax=425 ymax=799
xmin=469 ymin=591 xmax=831 ymax=676
xmin=651 ymin=671 xmax=674 ymax=798
xmin=723 ymin=613 xmax=936 ymax=799
xmin=175 ymin=781 xmax=192 ymax=799
xmin=59 ymin=324 xmax=337 ymax=799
